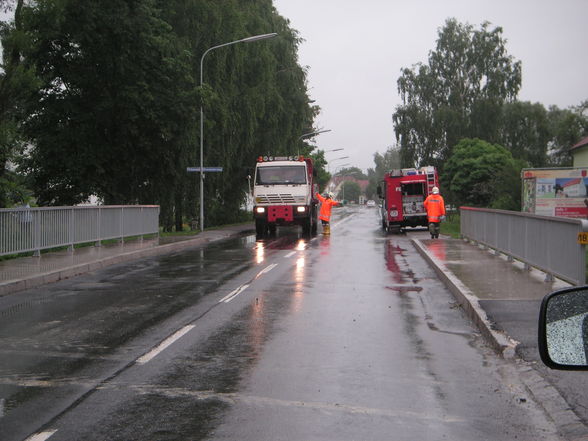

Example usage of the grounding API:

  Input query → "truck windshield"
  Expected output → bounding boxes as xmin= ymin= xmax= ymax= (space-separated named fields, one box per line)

xmin=256 ymin=166 xmax=307 ymax=185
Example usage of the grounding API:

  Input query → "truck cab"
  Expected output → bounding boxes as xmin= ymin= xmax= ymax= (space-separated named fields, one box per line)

xmin=253 ymin=156 xmax=319 ymax=236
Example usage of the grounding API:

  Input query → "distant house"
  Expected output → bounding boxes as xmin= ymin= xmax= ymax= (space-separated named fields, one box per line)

xmin=571 ymin=135 xmax=588 ymax=167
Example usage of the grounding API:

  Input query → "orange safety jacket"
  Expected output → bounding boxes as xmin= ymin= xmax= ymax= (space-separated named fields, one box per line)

xmin=423 ymin=194 xmax=446 ymax=223
xmin=316 ymin=193 xmax=341 ymax=222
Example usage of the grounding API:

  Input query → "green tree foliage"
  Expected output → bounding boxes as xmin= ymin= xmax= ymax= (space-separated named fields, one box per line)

xmin=0 ymin=0 xmax=39 ymax=207
xmin=368 ymin=146 xmax=401 ymax=199
xmin=338 ymin=180 xmax=361 ymax=203
xmin=442 ymin=138 xmax=522 ymax=210
xmin=393 ymin=18 xmax=521 ymax=169
xmin=20 ymin=0 xmax=198 ymax=216
xmin=310 ymin=149 xmax=330 ymax=191
xmin=188 ymin=1 xmax=315 ymax=227
xmin=3 ymin=0 xmax=315 ymax=229
xmin=546 ymin=104 xmax=588 ymax=166
xmin=499 ymin=101 xmax=550 ymax=167
xmin=335 ymin=167 xmax=366 ymax=180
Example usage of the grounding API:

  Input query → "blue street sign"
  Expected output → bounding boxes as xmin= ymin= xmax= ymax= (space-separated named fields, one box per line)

xmin=187 ymin=167 xmax=223 ymax=173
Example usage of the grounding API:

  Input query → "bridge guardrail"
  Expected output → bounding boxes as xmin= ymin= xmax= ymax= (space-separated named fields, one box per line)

xmin=460 ymin=207 xmax=588 ymax=286
xmin=0 ymin=205 xmax=160 ymax=257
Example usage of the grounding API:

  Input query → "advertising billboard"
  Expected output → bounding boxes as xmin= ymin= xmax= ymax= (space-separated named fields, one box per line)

xmin=522 ymin=168 xmax=588 ymax=218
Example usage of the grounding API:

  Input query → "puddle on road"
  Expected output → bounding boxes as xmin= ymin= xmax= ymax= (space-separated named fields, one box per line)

xmin=385 ymin=240 xmax=419 ymax=284
xmin=386 ymin=285 xmax=424 ymax=294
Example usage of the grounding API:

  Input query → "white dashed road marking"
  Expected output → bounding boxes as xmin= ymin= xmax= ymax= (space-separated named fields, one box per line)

xmin=136 ymin=325 xmax=195 ymax=365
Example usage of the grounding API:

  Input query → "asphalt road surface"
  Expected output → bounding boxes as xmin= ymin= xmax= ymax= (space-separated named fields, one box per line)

xmin=0 ymin=206 xmax=563 ymax=441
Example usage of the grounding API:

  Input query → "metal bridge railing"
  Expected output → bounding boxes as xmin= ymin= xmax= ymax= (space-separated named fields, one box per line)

xmin=460 ymin=207 xmax=588 ymax=286
xmin=0 ymin=205 xmax=160 ymax=257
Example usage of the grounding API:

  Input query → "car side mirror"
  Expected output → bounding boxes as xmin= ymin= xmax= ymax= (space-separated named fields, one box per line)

xmin=538 ymin=286 xmax=588 ymax=370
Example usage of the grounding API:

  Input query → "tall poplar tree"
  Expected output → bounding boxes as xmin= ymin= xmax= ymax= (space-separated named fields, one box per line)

xmin=393 ymin=18 xmax=521 ymax=169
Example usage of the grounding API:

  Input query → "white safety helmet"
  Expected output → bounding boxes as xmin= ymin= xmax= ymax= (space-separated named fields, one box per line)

xmin=328 ymin=192 xmax=335 ymax=199
xmin=432 ymin=186 xmax=439 ymax=194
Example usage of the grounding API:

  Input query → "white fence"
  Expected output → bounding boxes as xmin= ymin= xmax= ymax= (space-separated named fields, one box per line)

xmin=0 ymin=205 xmax=160 ymax=257
xmin=460 ymin=207 xmax=588 ymax=286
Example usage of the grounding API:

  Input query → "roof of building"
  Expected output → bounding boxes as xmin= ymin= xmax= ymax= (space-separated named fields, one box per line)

xmin=331 ymin=176 xmax=370 ymax=192
xmin=571 ymin=135 xmax=588 ymax=151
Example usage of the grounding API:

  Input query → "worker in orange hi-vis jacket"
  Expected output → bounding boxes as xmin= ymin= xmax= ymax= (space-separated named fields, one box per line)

xmin=423 ymin=186 xmax=446 ymax=239
xmin=315 ymin=192 xmax=341 ymax=235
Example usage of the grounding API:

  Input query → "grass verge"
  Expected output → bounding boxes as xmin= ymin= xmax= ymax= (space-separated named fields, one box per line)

xmin=441 ymin=213 xmax=460 ymax=238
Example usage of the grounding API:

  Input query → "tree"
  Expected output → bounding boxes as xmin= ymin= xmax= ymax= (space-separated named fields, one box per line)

xmin=393 ymin=18 xmax=521 ymax=169
xmin=310 ymin=149 xmax=330 ymax=191
xmin=5 ymin=0 xmax=315 ymax=229
xmin=11 ymin=0 xmax=315 ymax=230
xmin=499 ymin=101 xmax=550 ymax=168
xmin=0 ymin=0 xmax=38 ymax=207
xmin=546 ymin=104 xmax=588 ymax=166
xmin=442 ymin=138 xmax=522 ymax=210
xmin=338 ymin=180 xmax=361 ymax=203
xmin=20 ymin=0 xmax=198 ymax=212
xmin=368 ymin=145 xmax=401 ymax=199
xmin=335 ymin=166 xmax=366 ymax=180
xmin=178 ymin=0 xmax=315 ymax=227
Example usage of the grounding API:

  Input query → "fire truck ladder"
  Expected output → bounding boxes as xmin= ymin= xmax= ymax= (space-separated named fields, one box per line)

xmin=425 ymin=169 xmax=436 ymax=194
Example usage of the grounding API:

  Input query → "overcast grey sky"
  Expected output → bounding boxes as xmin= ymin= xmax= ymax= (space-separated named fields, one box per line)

xmin=273 ymin=0 xmax=588 ymax=172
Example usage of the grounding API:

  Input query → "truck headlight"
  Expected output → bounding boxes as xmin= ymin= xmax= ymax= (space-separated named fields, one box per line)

xmin=255 ymin=207 xmax=266 ymax=214
xmin=296 ymin=206 xmax=306 ymax=213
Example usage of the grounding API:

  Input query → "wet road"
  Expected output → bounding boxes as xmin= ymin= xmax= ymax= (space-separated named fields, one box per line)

xmin=0 ymin=206 xmax=563 ymax=441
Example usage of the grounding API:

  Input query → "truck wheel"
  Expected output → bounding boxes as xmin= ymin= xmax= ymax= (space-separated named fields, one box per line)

xmin=255 ymin=219 xmax=267 ymax=237
xmin=311 ymin=217 xmax=318 ymax=235
xmin=302 ymin=218 xmax=311 ymax=235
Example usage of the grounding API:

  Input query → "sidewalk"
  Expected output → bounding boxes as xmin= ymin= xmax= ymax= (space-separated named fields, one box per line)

xmin=414 ymin=236 xmax=588 ymax=441
xmin=413 ymin=236 xmax=570 ymax=357
xmin=0 ymin=223 xmax=255 ymax=297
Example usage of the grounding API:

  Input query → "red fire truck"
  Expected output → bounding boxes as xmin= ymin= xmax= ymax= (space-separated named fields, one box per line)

xmin=377 ymin=166 xmax=439 ymax=233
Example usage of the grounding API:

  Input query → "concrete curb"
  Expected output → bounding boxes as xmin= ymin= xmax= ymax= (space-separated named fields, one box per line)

xmin=0 ymin=226 xmax=255 ymax=297
xmin=411 ymin=238 xmax=519 ymax=358
xmin=413 ymin=237 xmax=588 ymax=441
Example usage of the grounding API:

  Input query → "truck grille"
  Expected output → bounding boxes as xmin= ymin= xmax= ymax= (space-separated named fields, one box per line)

xmin=257 ymin=194 xmax=306 ymax=204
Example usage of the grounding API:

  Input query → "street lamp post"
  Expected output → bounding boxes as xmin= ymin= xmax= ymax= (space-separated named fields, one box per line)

xmin=327 ymin=155 xmax=349 ymax=173
xmin=199 ymin=33 xmax=277 ymax=231
xmin=331 ymin=163 xmax=350 ymax=196
xmin=298 ymin=129 xmax=332 ymax=142
xmin=296 ymin=129 xmax=331 ymax=155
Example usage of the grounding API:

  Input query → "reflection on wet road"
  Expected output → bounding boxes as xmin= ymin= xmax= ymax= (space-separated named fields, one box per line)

xmin=0 ymin=207 xmax=563 ymax=441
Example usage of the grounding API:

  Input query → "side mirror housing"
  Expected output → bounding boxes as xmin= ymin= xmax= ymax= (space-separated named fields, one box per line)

xmin=538 ymin=286 xmax=588 ymax=370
